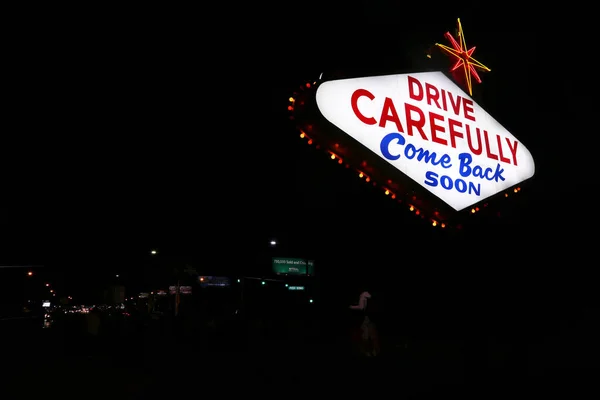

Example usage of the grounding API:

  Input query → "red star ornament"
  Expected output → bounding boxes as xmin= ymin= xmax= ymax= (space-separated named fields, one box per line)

xmin=435 ymin=18 xmax=490 ymax=96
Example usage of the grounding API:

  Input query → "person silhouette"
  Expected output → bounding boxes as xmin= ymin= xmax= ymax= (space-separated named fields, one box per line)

xmin=349 ymin=291 xmax=371 ymax=312
xmin=349 ymin=290 xmax=379 ymax=356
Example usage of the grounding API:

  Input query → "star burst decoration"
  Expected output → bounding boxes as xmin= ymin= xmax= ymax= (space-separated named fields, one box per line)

xmin=435 ymin=18 xmax=490 ymax=96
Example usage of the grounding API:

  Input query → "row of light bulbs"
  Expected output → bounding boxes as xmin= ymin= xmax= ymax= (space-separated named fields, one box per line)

xmin=299 ymin=127 xmax=454 ymax=227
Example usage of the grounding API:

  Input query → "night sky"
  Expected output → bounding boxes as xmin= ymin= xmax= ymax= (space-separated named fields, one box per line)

xmin=1 ymin=3 xmax=593 ymax=306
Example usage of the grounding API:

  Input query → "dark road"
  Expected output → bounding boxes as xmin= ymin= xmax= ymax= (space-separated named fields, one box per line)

xmin=3 ymin=308 xmax=599 ymax=399
xmin=3 ymin=312 xmax=466 ymax=399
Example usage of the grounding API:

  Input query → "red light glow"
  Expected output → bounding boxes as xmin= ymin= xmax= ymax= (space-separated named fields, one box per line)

xmin=435 ymin=18 xmax=490 ymax=96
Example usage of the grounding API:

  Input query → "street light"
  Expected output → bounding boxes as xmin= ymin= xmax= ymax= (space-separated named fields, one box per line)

xmin=150 ymin=249 xmax=157 ymax=255
xmin=27 ymin=271 xmax=33 ymax=276
xmin=269 ymin=240 xmax=277 ymax=246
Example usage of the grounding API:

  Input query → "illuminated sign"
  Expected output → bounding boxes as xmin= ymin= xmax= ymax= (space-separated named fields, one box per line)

xmin=436 ymin=18 xmax=489 ymax=96
xmin=315 ymin=72 xmax=535 ymax=211
xmin=199 ymin=276 xmax=230 ymax=287
xmin=272 ymin=258 xmax=315 ymax=276
xmin=168 ymin=285 xmax=193 ymax=294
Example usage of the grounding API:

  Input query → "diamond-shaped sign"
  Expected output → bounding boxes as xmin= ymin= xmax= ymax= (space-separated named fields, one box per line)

xmin=315 ymin=72 xmax=535 ymax=211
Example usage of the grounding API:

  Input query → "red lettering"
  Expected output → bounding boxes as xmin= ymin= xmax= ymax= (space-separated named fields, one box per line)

xmin=379 ymin=97 xmax=404 ymax=132
xmin=440 ymin=88 xmax=448 ymax=112
xmin=425 ymin=83 xmax=441 ymax=109
xmin=429 ymin=112 xmax=447 ymax=145
xmin=351 ymin=89 xmax=376 ymax=126
xmin=463 ymin=98 xmax=475 ymax=122
xmin=448 ymin=118 xmax=463 ymax=148
xmin=483 ymin=130 xmax=499 ymax=161
xmin=506 ymin=138 xmax=518 ymax=166
xmin=408 ymin=78 xmax=476 ymax=122
xmin=350 ymin=86 xmax=515 ymax=165
xmin=496 ymin=135 xmax=511 ymax=164
xmin=408 ymin=76 xmax=423 ymax=101
xmin=466 ymin=125 xmax=483 ymax=156
xmin=447 ymin=91 xmax=461 ymax=117
xmin=404 ymin=103 xmax=428 ymax=140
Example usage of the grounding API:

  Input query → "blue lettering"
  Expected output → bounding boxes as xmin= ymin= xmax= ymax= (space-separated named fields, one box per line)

xmin=440 ymin=175 xmax=453 ymax=190
xmin=404 ymin=144 xmax=451 ymax=168
xmin=380 ymin=132 xmax=405 ymax=161
xmin=468 ymin=181 xmax=480 ymax=196
xmin=405 ymin=143 xmax=417 ymax=159
xmin=423 ymin=171 xmax=481 ymax=196
xmin=455 ymin=178 xmax=467 ymax=193
xmin=458 ymin=153 xmax=505 ymax=182
xmin=424 ymin=170 xmax=438 ymax=187
xmin=380 ymin=133 xmax=451 ymax=168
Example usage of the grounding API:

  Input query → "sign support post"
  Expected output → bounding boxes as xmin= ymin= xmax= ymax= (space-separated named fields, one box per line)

xmin=175 ymin=280 xmax=180 ymax=316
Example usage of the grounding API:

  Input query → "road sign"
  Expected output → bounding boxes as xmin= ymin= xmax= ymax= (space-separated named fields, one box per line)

xmin=272 ymin=258 xmax=314 ymax=276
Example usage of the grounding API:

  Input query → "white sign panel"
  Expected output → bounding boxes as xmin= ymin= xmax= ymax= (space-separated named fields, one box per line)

xmin=316 ymin=72 xmax=535 ymax=211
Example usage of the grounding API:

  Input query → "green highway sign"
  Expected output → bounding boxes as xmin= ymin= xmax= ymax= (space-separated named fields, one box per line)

xmin=272 ymin=257 xmax=314 ymax=276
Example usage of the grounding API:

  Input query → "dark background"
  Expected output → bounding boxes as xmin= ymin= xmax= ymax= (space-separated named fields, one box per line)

xmin=1 ymin=2 xmax=594 ymax=313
